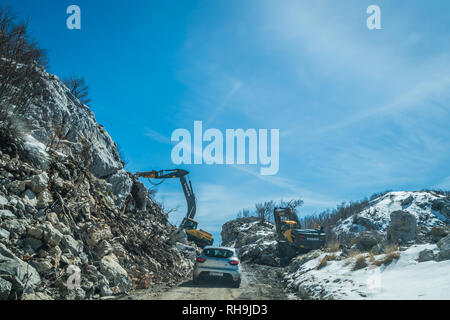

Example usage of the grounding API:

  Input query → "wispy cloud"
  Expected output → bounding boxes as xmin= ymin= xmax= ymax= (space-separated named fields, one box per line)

xmin=206 ymin=79 xmax=242 ymax=125
xmin=143 ymin=128 xmax=172 ymax=144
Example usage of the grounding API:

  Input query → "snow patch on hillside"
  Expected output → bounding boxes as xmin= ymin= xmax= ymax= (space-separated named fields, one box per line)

xmin=334 ymin=191 xmax=447 ymax=235
xmin=284 ymin=244 xmax=450 ymax=300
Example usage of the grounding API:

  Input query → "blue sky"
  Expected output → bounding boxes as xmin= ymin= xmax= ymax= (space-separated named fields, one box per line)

xmin=6 ymin=0 xmax=450 ymax=244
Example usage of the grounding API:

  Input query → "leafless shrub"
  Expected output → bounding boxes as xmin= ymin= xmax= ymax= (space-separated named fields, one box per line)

xmin=0 ymin=6 xmax=47 ymax=149
xmin=63 ymin=76 xmax=91 ymax=105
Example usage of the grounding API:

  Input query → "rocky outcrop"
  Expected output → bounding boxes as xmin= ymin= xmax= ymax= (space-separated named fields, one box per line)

xmin=15 ymin=70 xmax=123 ymax=178
xmin=437 ymin=235 xmax=450 ymax=261
xmin=417 ymin=249 xmax=435 ymax=262
xmin=222 ymin=217 xmax=281 ymax=266
xmin=0 ymin=68 xmax=196 ymax=300
xmin=351 ymin=230 xmax=383 ymax=252
xmin=387 ymin=210 xmax=417 ymax=245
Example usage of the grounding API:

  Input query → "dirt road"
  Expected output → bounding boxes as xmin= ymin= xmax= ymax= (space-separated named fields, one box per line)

xmin=124 ymin=263 xmax=288 ymax=300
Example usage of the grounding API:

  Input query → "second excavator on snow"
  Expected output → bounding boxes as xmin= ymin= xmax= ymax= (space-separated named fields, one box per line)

xmin=135 ymin=169 xmax=214 ymax=248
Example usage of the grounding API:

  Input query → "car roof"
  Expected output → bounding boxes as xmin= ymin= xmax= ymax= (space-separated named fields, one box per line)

xmin=203 ymin=246 xmax=236 ymax=252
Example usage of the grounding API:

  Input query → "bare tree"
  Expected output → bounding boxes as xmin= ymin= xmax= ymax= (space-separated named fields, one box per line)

xmin=63 ymin=76 xmax=91 ymax=105
xmin=0 ymin=6 xmax=47 ymax=148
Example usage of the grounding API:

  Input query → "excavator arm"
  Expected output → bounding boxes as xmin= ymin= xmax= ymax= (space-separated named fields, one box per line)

xmin=135 ymin=168 xmax=213 ymax=247
xmin=135 ymin=169 xmax=197 ymax=226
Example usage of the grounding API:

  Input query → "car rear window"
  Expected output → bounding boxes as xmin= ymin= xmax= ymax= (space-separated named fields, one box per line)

xmin=203 ymin=248 xmax=234 ymax=259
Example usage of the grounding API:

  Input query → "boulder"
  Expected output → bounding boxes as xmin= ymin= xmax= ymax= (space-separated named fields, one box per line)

xmin=0 ymin=277 xmax=12 ymax=300
xmin=169 ymin=228 xmax=188 ymax=245
xmin=22 ymin=238 xmax=44 ymax=253
xmin=257 ymin=254 xmax=280 ymax=267
xmin=387 ymin=210 xmax=417 ymax=244
xmin=437 ymin=235 xmax=450 ymax=261
xmin=21 ymin=135 xmax=51 ymax=170
xmin=108 ymin=169 xmax=133 ymax=209
xmin=46 ymin=212 xmax=59 ymax=226
xmin=42 ymin=222 xmax=63 ymax=247
xmin=61 ymin=235 xmax=83 ymax=255
xmin=99 ymin=254 xmax=132 ymax=293
xmin=0 ymin=243 xmax=41 ymax=295
xmin=1 ymin=219 xmax=29 ymax=237
xmin=0 ymin=195 xmax=8 ymax=206
xmin=7 ymin=180 xmax=27 ymax=195
xmin=0 ymin=209 xmax=15 ymax=219
xmin=22 ymin=189 xmax=37 ymax=207
xmin=94 ymin=240 xmax=113 ymax=258
xmin=131 ymin=181 xmax=148 ymax=211
xmin=36 ymin=190 xmax=53 ymax=210
xmin=175 ymin=242 xmax=198 ymax=260
xmin=417 ymin=249 xmax=435 ymax=262
xmin=83 ymin=223 xmax=113 ymax=248
xmin=352 ymin=231 xmax=383 ymax=251
xmin=30 ymin=172 xmax=49 ymax=194
xmin=0 ymin=228 xmax=10 ymax=240
xmin=21 ymin=292 xmax=53 ymax=300
xmin=430 ymin=225 xmax=449 ymax=242
xmin=30 ymin=259 xmax=53 ymax=273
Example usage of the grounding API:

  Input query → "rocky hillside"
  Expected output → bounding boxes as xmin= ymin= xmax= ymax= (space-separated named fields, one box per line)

xmin=222 ymin=217 xmax=281 ymax=266
xmin=333 ymin=191 xmax=449 ymax=239
xmin=0 ymin=68 xmax=195 ymax=300
xmin=221 ymin=191 xmax=450 ymax=299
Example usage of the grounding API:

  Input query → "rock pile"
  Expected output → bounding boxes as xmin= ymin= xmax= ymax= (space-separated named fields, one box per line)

xmin=222 ymin=217 xmax=281 ymax=266
xmin=0 ymin=68 xmax=195 ymax=300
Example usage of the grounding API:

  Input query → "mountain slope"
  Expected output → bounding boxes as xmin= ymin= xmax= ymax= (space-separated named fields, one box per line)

xmin=0 ymin=67 xmax=195 ymax=300
xmin=221 ymin=191 xmax=450 ymax=300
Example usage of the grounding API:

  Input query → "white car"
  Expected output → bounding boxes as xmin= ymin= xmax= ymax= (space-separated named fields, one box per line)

xmin=193 ymin=246 xmax=242 ymax=288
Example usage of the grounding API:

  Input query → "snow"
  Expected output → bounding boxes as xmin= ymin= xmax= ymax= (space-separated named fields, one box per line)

xmin=238 ymin=221 xmax=260 ymax=232
xmin=285 ymin=244 xmax=450 ymax=300
xmin=334 ymin=191 xmax=447 ymax=235
xmin=24 ymin=134 xmax=48 ymax=156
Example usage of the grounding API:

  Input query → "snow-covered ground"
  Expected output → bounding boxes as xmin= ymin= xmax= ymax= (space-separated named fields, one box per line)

xmin=334 ymin=191 xmax=447 ymax=235
xmin=284 ymin=244 xmax=450 ymax=300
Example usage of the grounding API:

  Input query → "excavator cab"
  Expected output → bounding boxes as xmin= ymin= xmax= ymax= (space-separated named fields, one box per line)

xmin=274 ymin=207 xmax=326 ymax=257
xmin=181 ymin=217 xmax=198 ymax=230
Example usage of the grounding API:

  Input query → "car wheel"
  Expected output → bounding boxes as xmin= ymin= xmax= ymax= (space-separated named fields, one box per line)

xmin=193 ymin=275 xmax=200 ymax=284
xmin=232 ymin=279 xmax=241 ymax=288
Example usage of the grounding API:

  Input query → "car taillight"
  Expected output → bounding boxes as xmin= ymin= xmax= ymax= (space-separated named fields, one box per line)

xmin=229 ymin=260 xmax=239 ymax=265
xmin=196 ymin=257 xmax=206 ymax=263
xmin=298 ymin=236 xmax=305 ymax=241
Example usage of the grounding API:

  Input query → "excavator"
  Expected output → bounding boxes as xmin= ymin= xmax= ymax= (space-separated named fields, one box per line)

xmin=135 ymin=169 xmax=214 ymax=248
xmin=274 ymin=207 xmax=326 ymax=258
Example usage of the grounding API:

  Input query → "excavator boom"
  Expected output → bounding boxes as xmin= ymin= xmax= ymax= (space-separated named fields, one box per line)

xmin=135 ymin=169 xmax=213 ymax=247
xmin=136 ymin=169 xmax=196 ymax=224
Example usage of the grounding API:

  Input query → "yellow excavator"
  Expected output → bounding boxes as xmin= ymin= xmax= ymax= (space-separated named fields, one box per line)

xmin=135 ymin=169 xmax=214 ymax=248
xmin=274 ymin=207 xmax=326 ymax=257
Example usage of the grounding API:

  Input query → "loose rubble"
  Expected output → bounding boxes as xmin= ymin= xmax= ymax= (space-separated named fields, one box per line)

xmin=0 ymin=67 xmax=197 ymax=300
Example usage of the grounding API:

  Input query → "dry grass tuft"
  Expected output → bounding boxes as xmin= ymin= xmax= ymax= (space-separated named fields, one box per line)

xmin=352 ymin=255 xmax=368 ymax=271
xmin=368 ymin=252 xmax=376 ymax=263
xmin=384 ymin=243 xmax=398 ymax=254
xmin=316 ymin=254 xmax=336 ymax=270
xmin=326 ymin=241 xmax=340 ymax=253
xmin=372 ymin=244 xmax=401 ymax=267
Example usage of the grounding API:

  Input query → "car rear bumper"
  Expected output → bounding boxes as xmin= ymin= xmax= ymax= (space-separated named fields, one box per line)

xmin=193 ymin=266 xmax=241 ymax=281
